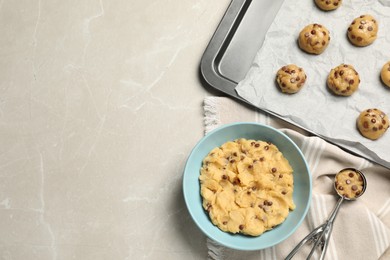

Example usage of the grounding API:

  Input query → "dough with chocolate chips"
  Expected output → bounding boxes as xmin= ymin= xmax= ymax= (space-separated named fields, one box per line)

xmin=199 ymin=138 xmax=295 ymax=236
xmin=298 ymin=23 xmax=330 ymax=54
xmin=327 ymin=64 xmax=360 ymax=96
xmin=314 ymin=0 xmax=342 ymax=11
xmin=347 ymin=14 xmax=378 ymax=47
xmin=380 ymin=61 xmax=390 ymax=88
xmin=335 ymin=169 xmax=364 ymax=199
xmin=276 ymin=64 xmax=307 ymax=94
xmin=357 ymin=108 xmax=389 ymax=140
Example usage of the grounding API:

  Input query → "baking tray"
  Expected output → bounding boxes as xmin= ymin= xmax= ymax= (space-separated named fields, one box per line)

xmin=200 ymin=0 xmax=390 ymax=170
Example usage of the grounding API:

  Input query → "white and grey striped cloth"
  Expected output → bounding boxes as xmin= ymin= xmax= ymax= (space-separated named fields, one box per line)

xmin=203 ymin=97 xmax=390 ymax=260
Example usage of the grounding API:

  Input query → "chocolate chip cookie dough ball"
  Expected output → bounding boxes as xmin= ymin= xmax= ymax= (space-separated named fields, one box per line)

xmin=298 ymin=24 xmax=330 ymax=54
xmin=347 ymin=15 xmax=378 ymax=47
xmin=314 ymin=0 xmax=342 ymax=11
xmin=357 ymin=108 xmax=389 ymax=140
xmin=335 ymin=169 xmax=364 ymax=199
xmin=380 ymin=61 xmax=390 ymax=88
xmin=276 ymin=65 xmax=307 ymax=94
xmin=327 ymin=64 xmax=360 ymax=96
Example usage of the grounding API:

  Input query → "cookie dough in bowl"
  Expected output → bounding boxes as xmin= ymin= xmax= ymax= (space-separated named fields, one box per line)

xmin=182 ymin=122 xmax=312 ymax=251
xmin=199 ymin=138 xmax=295 ymax=236
xmin=276 ymin=65 xmax=307 ymax=94
xmin=347 ymin=14 xmax=378 ymax=47
xmin=314 ymin=0 xmax=342 ymax=11
xmin=298 ymin=24 xmax=330 ymax=54
xmin=357 ymin=108 xmax=389 ymax=140
xmin=380 ymin=61 xmax=390 ymax=88
xmin=327 ymin=64 xmax=360 ymax=96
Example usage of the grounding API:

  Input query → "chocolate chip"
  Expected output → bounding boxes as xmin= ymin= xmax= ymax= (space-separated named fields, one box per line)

xmin=248 ymin=165 xmax=253 ymax=169
xmin=339 ymin=70 xmax=344 ymax=76
xmin=349 ymin=79 xmax=355 ymax=84
xmin=233 ymin=152 xmax=237 ymax=156
xmin=305 ymin=32 xmax=310 ymax=37
xmin=259 ymin=157 xmax=265 ymax=162
xmin=272 ymin=168 xmax=277 ymax=173
xmin=373 ymin=127 xmax=378 ymax=131
xmin=239 ymin=224 xmax=244 ymax=230
xmin=352 ymin=185 xmax=358 ymax=191
xmin=222 ymin=175 xmax=227 ymax=180
xmin=368 ymin=26 xmax=373 ymax=31
xmin=346 ymin=179 xmax=351 ymax=184
xmin=255 ymin=143 xmax=260 ymax=148
xmin=349 ymin=172 xmax=354 ymax=177
xmin=264 ymin=146 xmax=269 ymax=151
xmin=311 ymin=30 xmax=316 ymax=35
xmin=290 ymin=78 xmax=296 ymax=83
xmin=279 ymin=174 xmax=283 ymax=178
xmin=359 ymin=25 xmax=364 ymax=29
xmin=223 ymin=221 xmax=228 ymax=225
xmin=323 ymin=31 xmax=327 ymax=36
xmin=230 ymin=159 xmax=235 ymax=163
xmin=371 ymin=118 xmax=376 ymax=123
xmin=357 ymin=36 xmax=363 ymax=42
xmin=338 ymin=186 xmax=344 ymax=190
xmin=281 ymin=191 xmax=287 ymax=195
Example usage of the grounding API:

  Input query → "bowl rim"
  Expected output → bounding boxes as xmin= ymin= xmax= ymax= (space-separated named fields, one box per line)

xmin=183 ymin=122 xmax=312 ymax=250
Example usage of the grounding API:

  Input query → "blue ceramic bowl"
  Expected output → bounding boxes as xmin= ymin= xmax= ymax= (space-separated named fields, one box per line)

xmin=183 ymin=122 xmax=311 ymax=251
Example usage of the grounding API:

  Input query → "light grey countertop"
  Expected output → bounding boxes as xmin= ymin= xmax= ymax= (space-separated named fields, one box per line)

xmin=0 ymin=0 xmax=229 ymax=258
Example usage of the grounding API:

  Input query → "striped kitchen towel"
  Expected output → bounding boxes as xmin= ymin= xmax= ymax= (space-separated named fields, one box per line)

xmin=203 ymin=97 xmax=390 ymax=260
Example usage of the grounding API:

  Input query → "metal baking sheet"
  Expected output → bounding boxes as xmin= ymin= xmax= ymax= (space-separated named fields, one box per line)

xmin=200 ymin=0 xmax=390 ymax=169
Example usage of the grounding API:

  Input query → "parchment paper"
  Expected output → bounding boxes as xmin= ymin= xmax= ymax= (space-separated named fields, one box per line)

xmin=235 ymin=0 xmax=390 ymax=166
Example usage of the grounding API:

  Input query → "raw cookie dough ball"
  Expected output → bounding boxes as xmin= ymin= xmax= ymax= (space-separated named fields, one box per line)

xmin=357 ymin=108 xmax=389 ymax=140
xmin=276 ymin=64 xmax=307 ymax=94
xmin=380 ymin=61 xmax=390 ymax=88
xmin=347 ymin=14 xmax=378 ymax=47
xmin=327 ymin=64 xmax=360 ymax=96
xmin=298 ymin=23 xmax=330 ymax=54
xmin=335 ymin=169 xmax=365 ymax=199
xmin=314 ymin=0 xmax=342 ymax=11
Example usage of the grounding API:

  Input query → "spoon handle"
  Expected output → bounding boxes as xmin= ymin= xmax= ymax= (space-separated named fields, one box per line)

xmin=316 ymin=196 xmax=345 ymax=260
